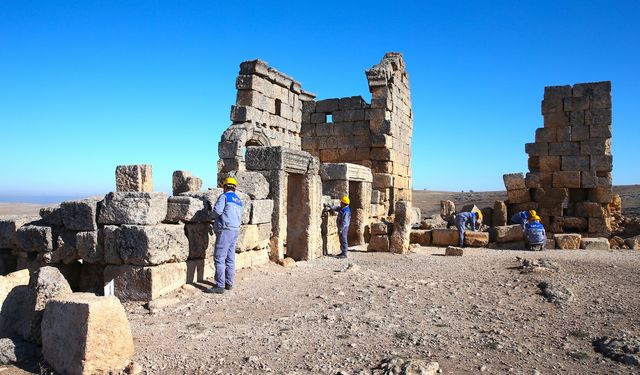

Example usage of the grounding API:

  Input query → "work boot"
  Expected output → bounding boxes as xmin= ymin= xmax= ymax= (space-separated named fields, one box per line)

xmin=336 ymin=253 xmax=347 ymax=259
xmin=225 ymin=285 xmax=233 ymax=291
xmin=205 ymin=287 xmax=225 ymax=294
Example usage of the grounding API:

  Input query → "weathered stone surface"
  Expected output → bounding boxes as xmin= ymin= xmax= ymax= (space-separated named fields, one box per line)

xmin=419 ymin=214 xmax=447 ymax=230
xmin=76 ymin=231 xmax=103 ymax=264
xmin=580 ymin=237 xmax=610 ymax=250
xmin=370 ymin=222 xmax=390 ymax=235
xmin=588 ymin=217 xmax=612 ymax=234
xmin=116 ymin=164 xmax=153 ymax=192
xmin=0 ymin=216 xmax=39 ymax=248
xmin=172 ymin=170 xmax=202 ymax=196
xmin=489 ymin=225 xmax=525 ymax=243
xmin=464 ymin=231 xmax=489 ymax=247
xmin=184 ymin=223 xmax=215 ymax=259
xmin=492 ymin=201 xmax=508 ymax=227
xmin=410 ymin=230 xmax=431 ymax=246
xmin=431 ymin=229 xmax=459 ymax=247
xmin=0 ymin=337 xmax=40 ymax=365
xmin=217 ymin=171 xmax=269 ymax=200
xmin=235 ymin=249 xmax=269 ymax=269
xmin=15 ymin=225 xmax=53 ymax=253
xmin=98 ymin=192 xmax=168 ymax=225
xmin=503 ymin=173 xmax=526 ymax=190
xmin=103 ymin=224 xmax=189 ymax=265
xmin=53 ymin=229 xmax=78 ymax=264
xmin=554 ymin=233 xmax=582 ymax=249
xmin=445 ymin=246 xmax=464 ymax=256
xmin=42 ymin=293 xmax=134 ymax=375
xmin=250 ymin=199 xmax=274 ymax=224
xmin=236 ymin=225 xmax=269 ymax=252
xmin=390 ymin=201 xmax=412 ymax=254
xmin=39 ymin=207 xmax=63 ymax=226
xmin=61 ymin=198 xmax=101 ymax=231
xmin=245 ymin=146 xmax=315 ymax=174
xmin=367 ymin=234 xmax=390 ymax=252
xmin=0 ymin=269 xmax=30 ymax=336
xmin=440 ymin=200 xmax=455 ymax=222
xmin=625 ymin=235 xmax=640 ymax=250
xmin=552 ymin=171 xmax=581 ymax=188
xmin=575 ymin=202 xmax=607 ymax=218
xmin=104 ymin=262 xmax=188 ymax=301
xmin=319 ymin=163 xmax=373 ymax=183
xmin=507 ymin=188 xmax=530 ymax=204
xmin=164 ymin=196 xmax=208 ymax=223
xmin=19 ymin=267 xmax=72 ymax=344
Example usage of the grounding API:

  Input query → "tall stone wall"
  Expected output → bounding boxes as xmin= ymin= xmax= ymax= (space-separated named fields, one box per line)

xmin=300 ymin=52 xmax=413 ymax=214
xmin=504 ymin=81 xmax=613 ymax=235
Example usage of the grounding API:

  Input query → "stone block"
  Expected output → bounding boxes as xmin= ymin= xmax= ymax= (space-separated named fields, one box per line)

xmin=338 ymin=96 xmax=367 ymax=110
xmin=53 ymin=229 xmax=79 ymax=264
xmin=431 ymin=229 xmax=459 ymax=247
xmin=543 ymin=85 xmax=571 ymax=112
xmin=624 ymin=236 xmax=640 ymax=250
xmin=492 ymin=201 xmax=507 ymax=226
xmin=0 ymin=269 xmax=30 ymax=336
xmin=464 ymin=231 xmax=489 ymax=247
xmin=588 ymin=187 xmax=613 ymax=203
xmin=580 ymin=138 xmax=611 ymax=155
xmin=568 ymin=112 xmax=585 ymax=128
xmin=552 ymin=171 xmax=581 ymax=188
xmin=370 ymin=222 xmax=390 ymax=235
xmin=235 ymin=249 xmax=269 ymax=269
xmin=503 ymin=173 xmax=526 ymax=190
xmin=410 ymin=230 xmax=432 ymax=246
xmin=115 ymin=164 xmax=153 ymax=192
xmin=575 ymin=202 xmax=607 ymax=218
xmin=554 ymin=233 xmax=581 ymax=249
xmin=98 ymin=192 xmax=168 ymax=225
xmin=0 ymin=216 xmax=39 ymax=248
xmin=104 ymin=262 xmax=188 ymax=301
xmin=39 ymin=207 xmax=63 ymax=226
xmin=164 ymin=196 xmax=208 ymax=223
xmin=445 ymin=246 xmax=464 ymax=256
xmin=548 ymin=142 xmax=579 ymax=156
xmin=525 ymin=173 xmax=542 ymax=188
xmin=525 ymin=142 xmax=548 ymax=156
xmin=218 ymin=170 xmax=270 ymax=200
xmin=543 ymin=112 xmax=569 ymax=128
xmin=590 ymin=155 xmax=612 ymax=172
xmin=560 ymin=217 xmax=588 ymax=231
xmin=563 ymin=96 xmax=590 ymax=112
xmin=172 ymin=170 xmax=203 ymax=196
xmin=580 ymin=237 xmax=610 ymax=250
xmin=319 ymin=163 xmax=373 ymax=183
xmin=41 ymin=294 xmax=134 ymax=375
xmin=103 ymin=224 xmax=189 ymax=265
xmin=581 ymin=171 xmax=598 ymax=188
xmin=372 ymin=173 xmax=394 ymax=189
xmin=596 ymin=172 xmax=612 ymax=188
xmin=488 ymin=225 xmax=524 ymax=243
xmin=76 ymin=231 xmax=103 ymax=264
xmin=61 ymin=198 xmax=100 ymax=231
xmin=561 ymin=156 xmax=590 ymax=171
xmin=590 ymin=124 xmax=612 ymax=139
xmin=528 ymin=156 xmax=561 ymax=173
xmin=569 ymin=125 xmax=589 ymax=142
xmin=588 ymin=218 xmax=611 ymax=234
xmin=315 ymin=98 xmax=339 ymax=112
xmin=249 ymin=199 xmax=274 ymax=224
xmin=239 ymin=59 xmax=269 ymax=76
xmin=507 ymin=188 xmax=530 ymax=204
xmin=535 ymin=127 xmax=556 ymax=142
xmin=534 ymin=187 xmax=568 ymax=207
xmin=15 ymin=225 xmax=53 ymax=253
xmin=184 ymin=223 xmax=215 ymax=259
xmin=390 ymin=201 xmax=412 ymax=254
xmin=236 ymin=225 xmax=267 ymax=252
xmin=245 ymin=146 xmax=314 ymax=174
xmin=367 ymin=235 xmax=390 ymax=252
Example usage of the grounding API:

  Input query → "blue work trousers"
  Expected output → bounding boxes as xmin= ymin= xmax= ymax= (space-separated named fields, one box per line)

xmin=213 ymin=229 xmax=239 ymax=288
xmin=338 ymin=229 xmax=348 ymax=256
xmin=455 ymin=216 xmax=466 ymax=247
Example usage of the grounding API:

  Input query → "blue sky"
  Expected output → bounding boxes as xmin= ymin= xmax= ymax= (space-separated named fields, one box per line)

xmin=1 ymin=1 xmax=638 ymax=202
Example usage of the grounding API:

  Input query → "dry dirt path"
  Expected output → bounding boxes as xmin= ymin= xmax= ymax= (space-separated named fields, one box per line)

xmin=126 ymin=247 xmax=640 ymax=374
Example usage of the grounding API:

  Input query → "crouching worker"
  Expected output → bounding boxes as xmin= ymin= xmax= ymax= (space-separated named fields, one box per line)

xmin=207 ymin=177 xmax=243 ymax=294
xmin=524 ymin=214 xmax=546 ymax=251
xmin=326 ymin=196 xmax=351 ymax=259
xmin=511 ymin=209 xmax=536 ymax=229
xmin=454 ymin=211 xmax=482 ymax=248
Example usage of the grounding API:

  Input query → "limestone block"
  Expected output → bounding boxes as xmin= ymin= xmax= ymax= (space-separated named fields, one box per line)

xmin=54 ymin=229 xmax=78 ymax=264
xmin=488 ymin=225 xmax=525 ymax=243
xmin=542 ymin=85 xmax=571 ymax=113
xmin=543 ymin=111 xmax=569 ymax=128
xmin=440 ymin=200 xmax=456 ymax=222
xmin=19 ymin=267 xmax=72 ymax=344
xmin=588 ymin=187 xmax=613 ymax=203
xmin=250 ymin=200 xmax=274 ymax=224
xmin=42 ymin=293 xmax=134 ymax=375
xmin=0 ymin=216 xmax=39 ymax=248
xmin=464 ymin=231 xmax=489 ymax=247
xmin=0 ymin=269 xmax=30 ymax=336
xmin=552 ymin=171 xmax=581 ymax=188
xmin=580 ymin=138 xmax=611 ymax=156
xmin=590 ymin=124 xmax=612 ymax=139
xmin=591 ymin=155 xmax=613 ymax=172
xmin=503 ymin=173 xmax=526 ymax=190
xmin=535 ymin=127 xmax=556 ymax=142
xmin=372 ymin=173 xmax=394 ymax=189
xmin=588 ymin=218 xmax=611 ymax=234
xmin=180 ymin=189 xmax=222 ymax=210
xmin=235 ymin=249 xmax=269 ymax=269
xmin=236 ymin=225 xmax=264 ymax=252
xmin=315 ymin=98 xmax=339 ymax=112
xmin=507 ymin=188 xmax=530 ymax=204
xmin=184 ymin=223 xmax=215 ymax=259
xmin=367 ymin=235 xmax=390 ymax=252
xmin=575 ymin=202 xmax=607 ymax=218
xmin=445 ymin=246 xmax=464 ymax=256
xmin=104 ymin=262 xmax=188 ymax=301
xmin=245 ymin=146 xmax=314 ymax=174
xmin=172 ymin=170 xmax=202 ymax=196
xmin=61 ymin=198 xmax=101 ymax=231
xmin=548 ymin=142 xmax=579 ymax=156
xmin=218 ymin=171 xmax=270 ymax=200
xmin=624 ymin=236 xmax=640 ymax=250
xmin=76 ymin=231 xmax=103 ymax=264
xmin=319 ymin=163 xmax=373 ymax=183
xmin=561 ymin=156 xmax=590 ymax=171
xmin=164 ymin=196 xmax=207 ymax=223
xmin=525 ymin=143 xmax=548 ymax=156
xmin=558 ymin=126 xmax=573 ymax=142
xmin=410 ymin=230 xmax=431 ymax=246
xmin=560 ymin=217 xmax=588 ymax=231
xmin=390 ymin=201 xmax=412 ymax=254
xmin=534 ymin=187 xmax=569 ymax=208
xmin=15 ymin=225 xmax=53 ymax=253
xmin=98 ymin=192 xmax=167 ymax=225
xmin=103 ymin=224 xmax=189 ymax=265
xmin=39 ymin=207 xmax=63 ymax=226
xmin=554 ymin=233 xmax=581 ymax=249
xmin=370 ymin=222 xmax=390 ymax=235
xmin=115 ymin=164 xmax=153 ymax=192
xmin=492 ymin=201 xmax=508 ymax=227
xmin=528 ymin=156 xmax=561 ymax=173
xmin=580 ymin=237 xmax=610 ymax=250
xmin=431 ymin=229 xmax=459 ymax=247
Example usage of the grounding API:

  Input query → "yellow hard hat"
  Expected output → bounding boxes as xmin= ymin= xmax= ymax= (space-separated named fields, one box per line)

xmin=476 ymin=211 xmax=483 ymax=221
xmin=340 ymin=196 xmax=350 ymax=205
xmin=528 ymin=209 xmax=537 ymax=218
xmin=531 ymin=214 xmax=541 ymax=221
xmin=223 ymin=177 xmax=237 ymax=186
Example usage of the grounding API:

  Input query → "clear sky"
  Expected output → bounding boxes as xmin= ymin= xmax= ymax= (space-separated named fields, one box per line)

xmin=1 ymin=1 xmax=638 ymax=202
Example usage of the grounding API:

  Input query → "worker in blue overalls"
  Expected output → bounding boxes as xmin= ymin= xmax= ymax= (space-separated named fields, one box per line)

xmin=329 ymin=196 xmax=351 ymax=259
xmin=454 ymin=211 xmax=482 ymax=247
xmin=511 ymin=209 xmax=537 ymax=229
xmin=524 ymin=213 xmax=547 ymax=250
xmin=207 ymin=177 xmax=243 ymax=294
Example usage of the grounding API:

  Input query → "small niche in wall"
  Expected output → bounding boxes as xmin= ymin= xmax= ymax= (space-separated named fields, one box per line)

xmin=326 ymin=113 xmax=333 ymax=123
xmin=275 ymin=99 xmax=282 ymax=116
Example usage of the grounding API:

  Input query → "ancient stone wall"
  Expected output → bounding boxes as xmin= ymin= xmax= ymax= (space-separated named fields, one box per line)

xmin=504 ymin=81 xmax=614 ymax=235
xmin=301 ymin=53 xmax=413 ymax=215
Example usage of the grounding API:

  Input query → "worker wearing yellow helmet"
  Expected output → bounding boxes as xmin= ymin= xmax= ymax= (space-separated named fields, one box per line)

xmin=453 ymin=211 xmax=481 ymax=247
xmin=524 ymin=213 xmax=546 ymax=251
xmin=325 ymin=195 xmax=351 ymax=259
xmin=511 ymin=209 xmax=537 ymax=229
xmin=207 ymin=176 xmax=243 ymax=294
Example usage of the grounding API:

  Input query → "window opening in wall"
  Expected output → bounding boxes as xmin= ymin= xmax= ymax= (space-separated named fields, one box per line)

xmin=326 ymin=113 xmax=333 ymax=123
xmin=275 ymin=99 xmax=282 ymax=116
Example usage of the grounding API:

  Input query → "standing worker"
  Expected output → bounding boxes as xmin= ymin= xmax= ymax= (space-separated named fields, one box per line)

xmin=524 ymin=213 xmax=546 ymax=250
xmin=327 ymin=196 xmax=351 ymax=259
xmin=511 ymin=209 xmax=536 ymax=229
xmin=454 ymin=211 xmax=482 ymax=247
xmin=207 ymin=177 xmax=243 ymax=294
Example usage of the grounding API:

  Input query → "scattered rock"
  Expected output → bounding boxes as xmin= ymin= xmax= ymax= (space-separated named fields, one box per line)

xmin=538 ymin=281 xmax=573 ymax=305
xmin=372 ymin=356 xmax=439 ymax=375
xmin=445 ymin=246 xmax=464 ymax=256
xmin=517 ymin=258 xmax=560 ymax=273
xmin=0 ymin=337 xmax=40 ymax=365
xmin=594 ymin=334 xmax=640 ymax=366
xmin=279 ymin=257 xmax=296 ymax=268
xmin=125 ymin=361 xmax=143 ymax=375
xmin=554 ymin=234 xmax=582 ymax=250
